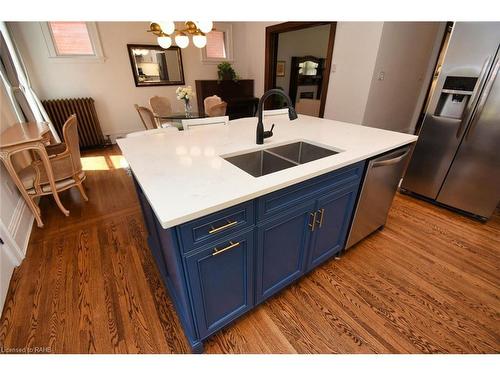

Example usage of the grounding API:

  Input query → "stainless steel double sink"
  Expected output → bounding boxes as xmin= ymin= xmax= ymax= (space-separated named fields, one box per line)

xmin=223 ymin=141 xmax=341 ymax=177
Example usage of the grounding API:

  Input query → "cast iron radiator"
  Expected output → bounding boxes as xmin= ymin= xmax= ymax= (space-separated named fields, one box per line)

xmin=42 ymin=97 xmax=105 ymax=149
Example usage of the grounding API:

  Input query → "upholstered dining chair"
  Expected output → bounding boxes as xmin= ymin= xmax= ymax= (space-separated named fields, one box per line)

xmin=203 ymin=95 xmax=228 ymax=117
xmin=149 ymin=96 xmax=172 ymax=116
xmin=126 ymin=127 xmax=179 ymax=138
xmin=134 ymin=104 xmax=159 ymax=130
xmin=149 ymin=96 xmax=174 ymax=127
xmin=17 ymin=114 xmax=88 ymax=218
xmin=181 ymin=116 xmax=229 ymax=131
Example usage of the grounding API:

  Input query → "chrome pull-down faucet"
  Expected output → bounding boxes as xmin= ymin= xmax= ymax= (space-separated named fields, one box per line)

xmin=256 ymin=89 xmax=298 ymax=144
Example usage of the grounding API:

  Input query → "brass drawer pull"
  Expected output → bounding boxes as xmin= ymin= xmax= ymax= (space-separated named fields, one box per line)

xmin=208 ymin=219 xmax=238 ymax=234
xmin=309 ymin=211 xmax=317 ymax=231
xmin=316 ymin=208 xmax=325 ymax=228
xmin=212 ymin=241 xmax=241 ymax=256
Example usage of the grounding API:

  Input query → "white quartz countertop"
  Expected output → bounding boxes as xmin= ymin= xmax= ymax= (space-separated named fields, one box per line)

xmin=117 ymin=115 xmax=417 ymax=228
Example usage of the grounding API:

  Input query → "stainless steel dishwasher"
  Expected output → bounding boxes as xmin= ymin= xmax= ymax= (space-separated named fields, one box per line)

xmin=346 ymin=145 xmax=412 ymax=248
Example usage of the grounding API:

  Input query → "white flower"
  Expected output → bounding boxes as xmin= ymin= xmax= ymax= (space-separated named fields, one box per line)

xmin=176 ymin=86 xmax=195 ymax=101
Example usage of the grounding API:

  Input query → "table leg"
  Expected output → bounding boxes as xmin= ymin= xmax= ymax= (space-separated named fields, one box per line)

xmin=0 ymin=153 xmax=44 ymax=228
xmin=34 ymin=143 xmax=70 ymax=217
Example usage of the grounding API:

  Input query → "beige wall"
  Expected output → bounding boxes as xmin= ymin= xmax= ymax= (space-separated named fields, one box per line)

xmin=276 ymin=24 xmax=330 ymax=95
xmin=323 ymin=22 xmax=385 ymax=124
xmin=9 ymin=21 xmax=253 ymax=139
xmin=362 ymin=22 xmax=444 ymax=133
xmin=10 ymin=21 xmax=443 ymax=138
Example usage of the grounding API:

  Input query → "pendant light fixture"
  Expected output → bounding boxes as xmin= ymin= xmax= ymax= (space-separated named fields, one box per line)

xmin=148 ymin=21 xmax=213 ymax=49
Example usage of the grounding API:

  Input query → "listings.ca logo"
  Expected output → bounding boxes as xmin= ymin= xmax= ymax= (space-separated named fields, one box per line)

xmin=0 ymin=346 xmax=52 ymax=354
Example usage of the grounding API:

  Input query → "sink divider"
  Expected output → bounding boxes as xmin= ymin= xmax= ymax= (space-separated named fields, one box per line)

xmin=262 ymin=149 xmax=300 ymax=166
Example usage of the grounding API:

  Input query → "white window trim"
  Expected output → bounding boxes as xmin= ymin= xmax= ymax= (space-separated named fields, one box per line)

xmin=40 ymin=22 xmax=105 ymax=63
xmin=200 ymin=23 xmax=233 ymax=64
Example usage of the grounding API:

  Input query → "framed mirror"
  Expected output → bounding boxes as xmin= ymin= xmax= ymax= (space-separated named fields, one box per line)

xmin=127 ymin=44 xmax=185 ymax=87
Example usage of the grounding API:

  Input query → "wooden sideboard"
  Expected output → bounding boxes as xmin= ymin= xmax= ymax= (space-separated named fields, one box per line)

xmin=195 ymin=79 xmax=258 ymax=120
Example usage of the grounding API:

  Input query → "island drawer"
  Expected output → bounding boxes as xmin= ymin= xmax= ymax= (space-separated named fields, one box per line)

xmin=178 ymin=201 xmax=255 ymax=252
xmin=256 ymin=161 xmax=365 ymax=222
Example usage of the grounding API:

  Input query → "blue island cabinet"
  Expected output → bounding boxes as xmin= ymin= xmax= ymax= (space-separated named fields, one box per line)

xmin=133 ymin=160 xmax=365 ymax=353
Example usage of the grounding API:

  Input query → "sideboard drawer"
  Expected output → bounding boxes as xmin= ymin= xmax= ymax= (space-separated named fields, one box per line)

xmin=257 ymin=161 xmax=364 ymax=222
xmin=179 ymin=201 xmax=255 ymax=252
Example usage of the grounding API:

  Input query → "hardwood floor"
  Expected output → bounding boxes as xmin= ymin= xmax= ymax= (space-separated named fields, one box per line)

xmin=1 ymin=145 xmax=499 ymax=353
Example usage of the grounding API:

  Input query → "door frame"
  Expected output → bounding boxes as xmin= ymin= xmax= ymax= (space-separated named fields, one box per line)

xmin=264 ymin=22 xmax=337 ymax=117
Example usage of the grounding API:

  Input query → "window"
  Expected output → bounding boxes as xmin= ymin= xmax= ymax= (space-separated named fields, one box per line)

xmin=205 ymin=30 xmax=226 ymax=59
xmin=49 ymin=22 xmax=94 ymax=55
xmin=40 ymin=22 xmax=105 ymax=62
xmin=201 ymin=24 xmax=233 ymax=63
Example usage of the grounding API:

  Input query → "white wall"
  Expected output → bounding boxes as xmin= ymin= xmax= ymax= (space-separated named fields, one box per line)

xmin=276 ymin=24 xmax=330 ymax=95
xmin=362 ymin=22 xmax=444 ymax=133
xmin=9 ymin=21 xmax=251 ymax=139
xmin=0 ymin=82 xmax=34 ymax=311
xmin=231 ymin=22 xmax=276 ymax=97
xmin=323 ymin=22 xmax=384 ymax=124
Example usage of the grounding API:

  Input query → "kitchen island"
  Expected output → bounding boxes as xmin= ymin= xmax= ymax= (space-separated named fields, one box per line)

xmin=117 ymin=115 xmax=417 ymax=352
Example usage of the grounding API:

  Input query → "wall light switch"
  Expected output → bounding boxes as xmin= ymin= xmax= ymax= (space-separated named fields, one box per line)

xmin=378 ymin=71 xmax=385 ymax=81
xmin=331 ymin=64 xmax=336 ymax=73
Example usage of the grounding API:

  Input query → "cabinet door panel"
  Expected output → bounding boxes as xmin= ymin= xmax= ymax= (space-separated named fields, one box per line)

xmin=256 ymin=202 xmax=315 ymax=303
xmin=186 ymin=230 xmax=254 ymax=339
xmin=307 ymin=184 xmax=359 ymax=270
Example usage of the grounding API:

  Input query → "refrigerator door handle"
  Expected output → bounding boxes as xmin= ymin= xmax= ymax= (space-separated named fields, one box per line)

xmin=456 ymin=55 xmax=492 ymax=139
xmin=465 ymin=56 xmax=500 ymax=140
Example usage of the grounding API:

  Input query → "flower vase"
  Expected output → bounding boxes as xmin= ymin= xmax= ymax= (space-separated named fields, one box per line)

xmin=184 ymin=99 xmax=192 ymax=117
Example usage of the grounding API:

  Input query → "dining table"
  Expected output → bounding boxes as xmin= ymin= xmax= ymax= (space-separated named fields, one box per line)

xmin=154 ymin=112 xmax=206 ymax=130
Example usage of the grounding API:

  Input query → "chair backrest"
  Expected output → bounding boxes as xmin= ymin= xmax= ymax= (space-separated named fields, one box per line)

xmin=295 ymin=99 xmax=320 ymax=117
xmin=62 ymin=114 xmax=82 ymax=173
xmin=203 ymin=95 xmax=222 ymax=113
xmin=263 ymin=108 xmax=289 ymax=118
xmin=149 ymin=96 xmax=172 ymax=117
xmin=126 ymin=127 xmax=179 ymax=138
xmin=134 ymin=104 xmax=158 ymax=130
xmin=181 ymin=116 xmax=229 ymax=131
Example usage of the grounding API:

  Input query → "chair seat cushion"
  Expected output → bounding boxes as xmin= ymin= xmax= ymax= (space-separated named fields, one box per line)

xmin=18 ymin=164 xmax=85 ymax=194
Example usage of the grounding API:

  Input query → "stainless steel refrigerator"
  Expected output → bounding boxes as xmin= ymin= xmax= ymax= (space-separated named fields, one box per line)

xmin=402 ymin=22 xmax=500 ymax=220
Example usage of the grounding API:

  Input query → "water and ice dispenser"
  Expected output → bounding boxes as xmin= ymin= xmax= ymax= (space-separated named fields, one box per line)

xmin=434 ymin=76 xmax=477 ymax=119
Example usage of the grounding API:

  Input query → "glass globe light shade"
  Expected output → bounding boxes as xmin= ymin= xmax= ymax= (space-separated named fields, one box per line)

xmin=158 ymin=21 xmax=175 ymax=35
xmin=192 ymin=34 xmax=207 ymax=48
xmin=157 ymin=36 xmax=172 ymax=49
xmin=175 ymin=34 xmax=189 ymax=48
xmin=197 ymin=21 xmax=213 ymax=34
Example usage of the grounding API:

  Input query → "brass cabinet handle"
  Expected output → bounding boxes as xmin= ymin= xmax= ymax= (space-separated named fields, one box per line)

xmin=212 ymin=241 xmax=241 ymax=256
xmin=208 ymin=219 xmax=238 ymax=234
xmin=316 ymin=208 xmax=325 ymax=228
xmin=309 ymin=211 xmax=317 ymax=231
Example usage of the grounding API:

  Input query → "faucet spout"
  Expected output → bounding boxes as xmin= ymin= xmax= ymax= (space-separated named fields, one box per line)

xmin=256 ymin=89 xmax=298 ymax=144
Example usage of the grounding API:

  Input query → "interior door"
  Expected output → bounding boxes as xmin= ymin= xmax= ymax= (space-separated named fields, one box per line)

xmin=255 ymin=202 xmax=315 ymax=303
xmin=437 ymin=48 xmax=500 ymax=218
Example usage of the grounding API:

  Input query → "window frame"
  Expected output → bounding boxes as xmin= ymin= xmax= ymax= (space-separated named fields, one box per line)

xmin=200 ymin=23 xmax=233 ymax=64
xmin=40 ymin=22 xmax=105 ymax=63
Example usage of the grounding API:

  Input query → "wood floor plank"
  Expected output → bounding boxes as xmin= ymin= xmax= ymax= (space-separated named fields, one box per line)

xmin=1 ymin=145 xmax=498 ymax=354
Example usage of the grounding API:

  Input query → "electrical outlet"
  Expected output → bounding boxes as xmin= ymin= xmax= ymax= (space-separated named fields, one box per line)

xmin=331 ymin=64 xmax=337 ymax=73
xmin=378 ymin=71 xmax=385 ymax=81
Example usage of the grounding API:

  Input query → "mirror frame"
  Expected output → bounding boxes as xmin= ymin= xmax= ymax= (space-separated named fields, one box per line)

xmin=127 ymin=44 xmax=185 ymax=87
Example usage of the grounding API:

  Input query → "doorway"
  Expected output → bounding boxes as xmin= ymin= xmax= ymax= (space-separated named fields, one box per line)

xmin=264 ymin=22 xmax=337 ymax=117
